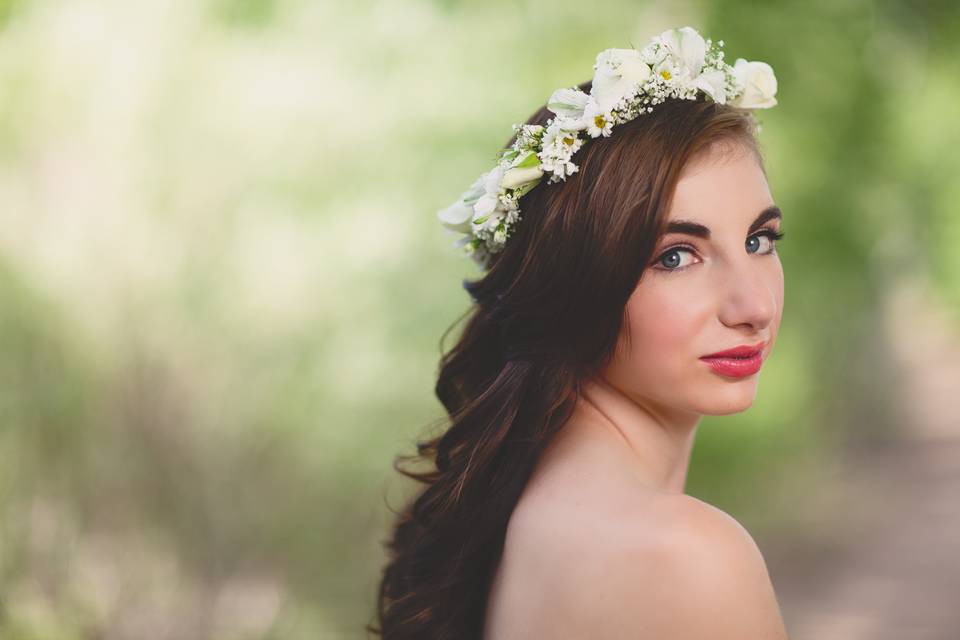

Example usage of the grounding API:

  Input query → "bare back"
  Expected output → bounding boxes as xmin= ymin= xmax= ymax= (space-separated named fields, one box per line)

xmin=482 ymin=415 xmax=789 ymax=639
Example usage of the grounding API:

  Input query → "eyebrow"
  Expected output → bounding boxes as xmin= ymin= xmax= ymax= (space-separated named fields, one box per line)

xmin=664 ymin=205 xmax=782 ymax=239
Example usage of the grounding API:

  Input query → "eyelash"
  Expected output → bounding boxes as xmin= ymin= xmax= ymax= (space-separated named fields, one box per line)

xmin=652 ymin=228 xmax=786 ymax=274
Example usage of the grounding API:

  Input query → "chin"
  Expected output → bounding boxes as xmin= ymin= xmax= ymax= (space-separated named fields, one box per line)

xmin=701 ymin=383 xmax=759 ymax=415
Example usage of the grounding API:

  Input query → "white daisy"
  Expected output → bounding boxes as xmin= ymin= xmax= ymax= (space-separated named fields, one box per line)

xmin=583 ymin=97 xmax=614 ymax=138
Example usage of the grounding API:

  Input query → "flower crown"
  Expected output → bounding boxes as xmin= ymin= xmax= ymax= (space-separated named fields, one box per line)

xmin=436 ymin=26 xmax=778 ymax=270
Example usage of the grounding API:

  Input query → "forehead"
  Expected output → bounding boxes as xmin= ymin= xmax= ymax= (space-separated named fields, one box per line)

xmin=669 ymin=144 xmax=772 ymax=225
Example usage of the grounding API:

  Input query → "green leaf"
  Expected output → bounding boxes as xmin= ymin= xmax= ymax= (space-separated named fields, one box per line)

xmin=515 ymin=150 xmax=540 ymax=168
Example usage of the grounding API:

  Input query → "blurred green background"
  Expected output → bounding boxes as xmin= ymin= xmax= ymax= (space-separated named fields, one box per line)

xmin=1 ymin=0 xmax=958 ymax=638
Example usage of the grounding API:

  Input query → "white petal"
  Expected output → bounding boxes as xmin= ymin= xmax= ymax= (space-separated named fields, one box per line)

xmin=729 ymin=59 xmax=778 ymax=109
xmin=458 ymin=174 xmax=486 ymax=206
xmin=731 ymin=58 xmax=750 ymax=89
xmin=557 ymin=114 xmax=589 ymax=131
xmin=591 ymin=48 xmax=651 ymax=112
xmin=694 ymin=68 xmax=727 ymax=104
xmin=547 ymin=87 xmax=590 ymax=119
xmin=482 ymin=211 xmax=504 ymax=232
xmin=476 ymin=165 xmax=505 ymax=201
xmin=437 ymin=199 xmax=474 ymax=233
xmin=659 ymin=26 xmax=706 ymax=76
xmin=501 ymin=166 xmax=544 ymax=190
xmin=473 ymin=193 xmax=498 ymax=219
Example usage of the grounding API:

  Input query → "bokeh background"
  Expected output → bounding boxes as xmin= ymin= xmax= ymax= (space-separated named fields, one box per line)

xmin=1 ymin=0 xmax=958 ymax=637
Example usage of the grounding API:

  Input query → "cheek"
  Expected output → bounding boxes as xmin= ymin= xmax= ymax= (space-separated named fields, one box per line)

xmin=629 ymin=294 xmax=693 ymax=347
xmin=769 ymin=260 xmax=786 ymax=332
xmin=617 ymin=281 xmax=710 ymax=372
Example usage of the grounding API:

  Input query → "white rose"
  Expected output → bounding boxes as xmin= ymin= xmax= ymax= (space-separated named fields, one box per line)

xmin=729 ymin=58 xmax=778 ymax=108
xmin=591 ymin=48 xmax=652 ymax=112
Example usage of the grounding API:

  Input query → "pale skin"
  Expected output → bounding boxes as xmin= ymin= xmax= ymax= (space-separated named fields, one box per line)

xmin=483 ymin=141 xmax=789 ymax=639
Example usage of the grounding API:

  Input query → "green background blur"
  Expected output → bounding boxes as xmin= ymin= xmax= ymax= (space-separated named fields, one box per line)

xmin=1 ymin=0 xmax=958 ymax=638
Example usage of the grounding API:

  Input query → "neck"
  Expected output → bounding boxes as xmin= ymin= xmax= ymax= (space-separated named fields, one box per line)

xmin=575 ymin=375 xmax=702 ymax=494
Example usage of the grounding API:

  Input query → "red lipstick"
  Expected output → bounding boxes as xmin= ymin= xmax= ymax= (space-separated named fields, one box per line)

xmin=700 ymin=341 xmax=766 ymax=378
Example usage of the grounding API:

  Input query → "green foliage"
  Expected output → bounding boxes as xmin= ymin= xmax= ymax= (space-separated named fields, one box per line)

xmin=212 ymin=0 xmax=279 ymax=28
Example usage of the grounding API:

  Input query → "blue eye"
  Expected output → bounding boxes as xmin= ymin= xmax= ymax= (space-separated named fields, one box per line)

xmin=657 ymin=246 xmax=696 ymax=271
xmin=747 ymin=229 xmax=785 ymax=254
xmin=653 ymin=228 xmax=785 ymax=273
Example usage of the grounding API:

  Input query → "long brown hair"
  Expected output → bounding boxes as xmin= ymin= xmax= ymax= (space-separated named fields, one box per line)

xmin=368 ymin=79 xmax=765 ymax=639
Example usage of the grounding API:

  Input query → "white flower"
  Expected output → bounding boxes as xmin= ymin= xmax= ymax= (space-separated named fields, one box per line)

xmin=583 ymin=97 xmax=613 ymax=138
xmin=471 ymin=165 xmax=505 ymax=223
xmin=540 ymin=119 xmax=561 ymax=149
xmin=502 ymin=165 xmax=544 ymax=189
xmin=480 ymin=210 xmax=504 ymax=234
xmin=557 ymin=114 xmax=589 ymax=132
xmin=640 ymin=38 xmax=667 ymax=66
xmin=650 ymin=53 xmax=682 ymax=85
xmin=656 ymin=26 xmax=707 ymax=81
xmin=729 ymin=58 xmax=778 ymax=108
xmin=591 ymin=48 xmax=652 ymax=112
xmin=437 ymin=174 xmax=485 ymax=233
xmin=538 ymin=118 xmax=584 ymax=181
xmin=547 ymin=87 xmax=590 ymax=120
xmin=541 ymin=117 xmax=583 ymax=150
xmin=502 ymin=149 xmax=544 ymax=192
xmin=437 ymin=199 xmax=473 ymax=233
xmin=694 ymin=67 xmax=728 ymax=104
xmin=652 ymin=27 xmax=728 ymax=102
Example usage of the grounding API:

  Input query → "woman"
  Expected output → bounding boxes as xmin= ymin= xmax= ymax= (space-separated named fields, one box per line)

xmin=370 ymin=26 xmax=789 ymax=639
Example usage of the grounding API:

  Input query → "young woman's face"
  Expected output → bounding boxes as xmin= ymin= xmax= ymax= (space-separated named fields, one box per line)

xmin=604 ymin=141 xmax=785 ymax=417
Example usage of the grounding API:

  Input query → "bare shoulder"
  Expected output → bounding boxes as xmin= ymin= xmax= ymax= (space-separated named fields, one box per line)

xmin=487 ymin=492 xmax=789 ymax=640
xmin=652 ymin=495 xmax=790 ymax=637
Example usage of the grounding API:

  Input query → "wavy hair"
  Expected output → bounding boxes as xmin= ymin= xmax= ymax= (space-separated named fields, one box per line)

xmin=367 ymin=78 xmax=765 ymax=640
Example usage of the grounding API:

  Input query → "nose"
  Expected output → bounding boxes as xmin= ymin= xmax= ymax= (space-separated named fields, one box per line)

xmin=716 ymin=256 xmax=777 ymax=332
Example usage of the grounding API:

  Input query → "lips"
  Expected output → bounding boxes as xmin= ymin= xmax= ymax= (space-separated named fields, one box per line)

xmin=701 ymin=341 xmax=766 ymax=359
